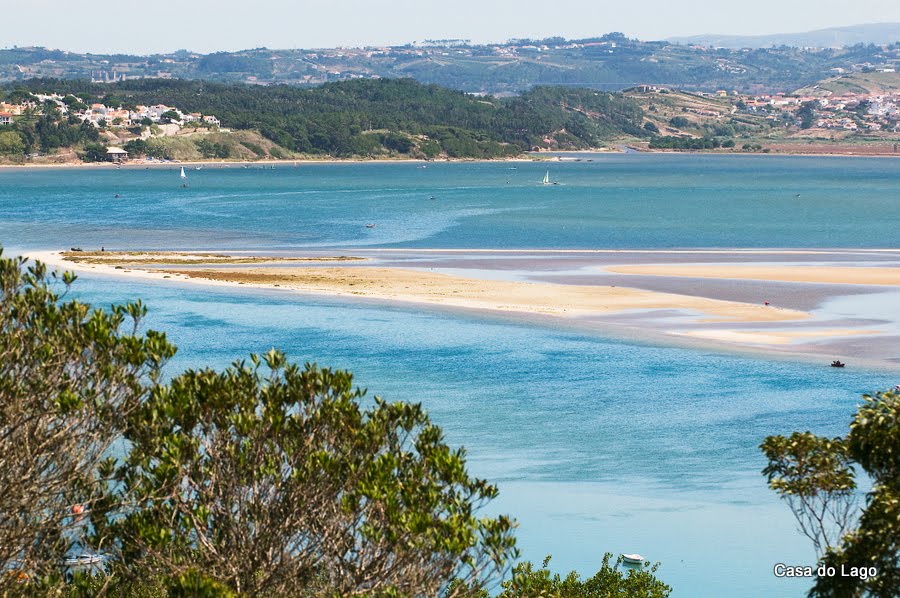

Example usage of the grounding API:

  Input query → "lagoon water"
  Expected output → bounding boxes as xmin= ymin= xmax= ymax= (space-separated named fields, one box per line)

xmin=3 ymin=154 xmax=900 ymax=596
xmin=3 ymin=154 xmax=900 ymax=251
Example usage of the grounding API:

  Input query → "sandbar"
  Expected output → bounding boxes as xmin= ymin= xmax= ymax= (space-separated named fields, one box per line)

xmin=606 ymin=264 xmax=900 ymax=286
xmin=29 ymin=249 xmax=900 ymax=367
xmin=34 ymin=251 xmax=806 ymax=324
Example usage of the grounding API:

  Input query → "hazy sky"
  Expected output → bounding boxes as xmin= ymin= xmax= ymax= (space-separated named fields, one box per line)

xmin=10 ymin=0 xmax=900 ymax=54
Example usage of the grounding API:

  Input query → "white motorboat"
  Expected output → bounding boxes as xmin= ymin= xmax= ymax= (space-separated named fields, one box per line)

xmin=621 ymin=553 xmax=645 ymax=565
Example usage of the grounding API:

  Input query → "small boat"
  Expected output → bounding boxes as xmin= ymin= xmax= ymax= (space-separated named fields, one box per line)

xmin=542 ymin=170 xmax=551 ymax=185
xmin=831 ymin=360 xmax=846 ymax=368
xmin=621 ymin=553 xmax=644 ymax=565
xmin=65 ymin=554 xmax=104 ymax=567
xmin=365 ymin=223 xmax=377 ymax=229
xmin=180 ymin=167 xmax=187 ymax=180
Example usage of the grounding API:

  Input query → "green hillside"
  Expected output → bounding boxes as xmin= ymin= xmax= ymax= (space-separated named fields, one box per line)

xmin=1 ymin=78 xmax=650 ymax=161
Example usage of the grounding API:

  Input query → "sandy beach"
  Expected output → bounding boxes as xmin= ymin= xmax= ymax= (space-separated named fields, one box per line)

xmin=153 ymin=265 xmax=808 ymax=322
xmin=606 ymin=264 xmax=900 ymax=286
xmin=26 ymin=248 xmax=900 ymax=370
xmin=35 ymin=250 xmax=806 ymax=323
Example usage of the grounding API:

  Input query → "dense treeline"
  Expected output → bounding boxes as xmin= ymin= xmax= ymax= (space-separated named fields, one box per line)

xmin=4 ymin=78 xmax=649 ymax=159
xmin=649 ymin=135 xmax=736 ymax=150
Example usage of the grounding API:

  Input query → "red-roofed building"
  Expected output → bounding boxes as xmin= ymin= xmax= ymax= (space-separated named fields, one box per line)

xmin=0 ymin=112 xmax=12 ymax=125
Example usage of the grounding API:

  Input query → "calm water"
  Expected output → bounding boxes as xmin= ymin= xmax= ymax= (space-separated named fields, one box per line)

xmin=2 ymin=154 xmax=900 ymax=251
xmin=3 ymin=154 xmax=899 ymax=596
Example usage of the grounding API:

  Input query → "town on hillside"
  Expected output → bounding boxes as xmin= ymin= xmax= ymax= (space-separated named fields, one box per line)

xmin=0 ymin=93 xmax=218 ymax=128
xmin=4 ymin=76 xmax=900 ymax=164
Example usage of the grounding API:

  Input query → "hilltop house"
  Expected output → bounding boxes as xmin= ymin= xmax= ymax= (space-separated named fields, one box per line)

xmin=148 ymin=104 xmax=179 ymax=121
xmin=0 ymin=112 xmax=12 ymax=125
xmin=202 ymin=115 xmax=220 ymax=126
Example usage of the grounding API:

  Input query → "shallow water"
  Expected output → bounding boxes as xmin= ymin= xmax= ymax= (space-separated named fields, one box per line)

xmin=60 ymin=276 xmax=893 ymax=597
xmin=3 ymin=154 xmax=899 ymax=596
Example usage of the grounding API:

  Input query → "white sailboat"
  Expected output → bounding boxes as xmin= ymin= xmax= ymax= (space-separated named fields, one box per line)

xmin=542 ymin=170 xmax=550 ymax=185
xmin=180 ymin=167 xmax=187 ymax=180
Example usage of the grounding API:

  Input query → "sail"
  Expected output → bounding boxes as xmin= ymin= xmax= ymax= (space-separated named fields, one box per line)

xmin=542 ymin=170 xmax=550 ymax=184
xmin=180 ymin=167 xmax=187 ymax=179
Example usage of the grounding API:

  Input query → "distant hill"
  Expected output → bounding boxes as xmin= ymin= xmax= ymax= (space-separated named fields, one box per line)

xmin=668 ymin=23 xmax=900 ymax=49
xmin=794 ymin=70 xmax=900 ymax=97
xmin=3 ymin=33 xmax=900 ymax=94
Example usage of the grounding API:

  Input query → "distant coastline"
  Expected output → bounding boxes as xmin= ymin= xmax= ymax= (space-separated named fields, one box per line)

xmin=6 ymin=144 xmax=900 ymax=170
xmin=0 ymin=149 xmax=625 ymax=169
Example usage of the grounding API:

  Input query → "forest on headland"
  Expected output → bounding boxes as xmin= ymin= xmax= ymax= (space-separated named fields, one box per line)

xmin=0 ymin=78 xmax=650 ymax=161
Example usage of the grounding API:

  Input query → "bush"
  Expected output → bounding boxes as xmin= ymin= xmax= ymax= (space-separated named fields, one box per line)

xmin=0 ymin=251 xmax=174 ymax=592
xmin=80 ymin=141 xmax=108 ymax=162
xmin=762 ymin=389 xmax=900 ymax=596
xmin=0 ymin=130 xmax=25 ymax=156
xmin=496 ymin=554 xmax=671 ymax=597
xmin=195 ymin=138 xmax=231 ymax=159
xmin=239 ymin=140 xmax=266 ymax=157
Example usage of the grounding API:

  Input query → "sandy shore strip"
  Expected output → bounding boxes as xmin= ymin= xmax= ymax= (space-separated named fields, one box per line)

xmin=675 ymin=328 xmax=880 ymax=346
xmin=59 ymin=250 xmax=367 ymax=266
xmin=161 ymin=266 xmax=810 ymax=322
xmin=31 ymin=250 xmax=806 ymax=324
xmin=606 ymin=264 xmax=900 ymax=286
xmin=0 ymin=155 xmax=553 ymax=170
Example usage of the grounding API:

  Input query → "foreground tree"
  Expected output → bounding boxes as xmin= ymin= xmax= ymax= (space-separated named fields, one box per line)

xmin=761 ymin=389 xmax=900 ymax=597
xmin=0 ymin=250 xmax=175 ymax=591
xmin=494 ymin=554 xmax=671 ymax=597
xmin=95 ymin=351 xmax=518 ymax=596
xmin=2 ymin=251 xmax=670 ymax=596
xmin=760 ymin=432 xmax=858 ymax=558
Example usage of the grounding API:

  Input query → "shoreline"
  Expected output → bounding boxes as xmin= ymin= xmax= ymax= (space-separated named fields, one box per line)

xmin=27 ymin=249 xmax=900 ymax=370
xmin=5 ymin=146 xmax=900 ymax=170
xmin=0 ymin=153 xmax=570 ymax=170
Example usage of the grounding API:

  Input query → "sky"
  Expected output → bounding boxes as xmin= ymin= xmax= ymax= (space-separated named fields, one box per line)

xmin=9 ymin=0 xmax=900 ymax=54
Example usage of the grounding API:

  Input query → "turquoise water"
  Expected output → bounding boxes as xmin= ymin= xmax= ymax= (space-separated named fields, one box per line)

xmin=2 ymin=154 xmax=900 ymax=250
xmin=2 ymin=154 xmax=899 ymax=596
